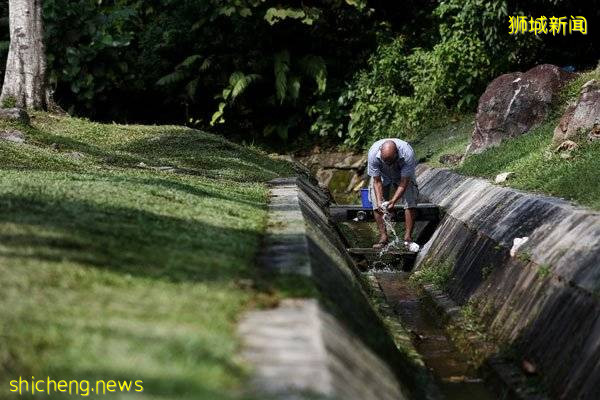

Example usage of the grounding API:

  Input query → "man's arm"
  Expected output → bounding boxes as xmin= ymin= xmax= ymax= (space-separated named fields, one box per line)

xmin=373 ymin=176 xmax=385 ymax=210
xmin=387 ymin=176 xmax=410 ymax=209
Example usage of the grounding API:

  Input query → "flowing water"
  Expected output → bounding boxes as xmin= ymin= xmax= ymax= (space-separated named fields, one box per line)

xmin=372 ymin=271 xmax=498 ymax=400
xmin=379 ymin=208 xmax=404 ymax=255
xmin=339 ymin=221 xmax=500 ymax=399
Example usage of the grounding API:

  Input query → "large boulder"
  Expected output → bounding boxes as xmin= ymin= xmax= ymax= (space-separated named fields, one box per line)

xmin=553 ymin=79 xmax=600 ymax=145
xmin=466 ymin=64 xmax=573 ymax=154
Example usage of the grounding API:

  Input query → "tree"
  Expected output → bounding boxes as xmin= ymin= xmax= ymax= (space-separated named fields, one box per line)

xmin=1 ymin=0 xmax=47 ymax=109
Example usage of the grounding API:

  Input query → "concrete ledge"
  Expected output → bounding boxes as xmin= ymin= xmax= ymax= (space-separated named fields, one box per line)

xmin=260 ymin=178 xmax=311 ymax=276
xmin=415 ymin=165 xmax=600 ymax=400
xmin=239 ymin=177 xmax=413 ymax=400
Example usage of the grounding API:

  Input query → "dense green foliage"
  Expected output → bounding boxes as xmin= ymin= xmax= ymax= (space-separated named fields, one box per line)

xmin=0 ymin=0 xmax=597 ymax=148
xmin=0 ymin=112 xmax=302 ymax=399
xmin=300 ymin=0 xmax=597 ymax=148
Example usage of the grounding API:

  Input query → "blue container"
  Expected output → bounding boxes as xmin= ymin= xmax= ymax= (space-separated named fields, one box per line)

xmin=360 ymin=188 xmax=372 ymax=208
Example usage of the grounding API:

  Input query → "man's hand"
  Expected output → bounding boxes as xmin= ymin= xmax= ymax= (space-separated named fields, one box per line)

xmin=378 ymin=201 xmax=389 ymax=213
xmin=386 ymin=200 xmax=396 ymax=211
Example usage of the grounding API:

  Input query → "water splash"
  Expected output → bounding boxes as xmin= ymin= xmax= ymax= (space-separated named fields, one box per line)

xmin=379 ymin=209 xmax=403 ymax=256
xmin=370 ymin=260 xmax=396 ymax=273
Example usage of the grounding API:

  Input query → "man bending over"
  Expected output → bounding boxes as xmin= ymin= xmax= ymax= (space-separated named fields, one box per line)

xmin=367 ymin=138 xmax=419 ymax=251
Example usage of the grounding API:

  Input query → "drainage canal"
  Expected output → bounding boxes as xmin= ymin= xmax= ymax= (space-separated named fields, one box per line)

xmin=336 ymin=218 xmax=500 ymax=400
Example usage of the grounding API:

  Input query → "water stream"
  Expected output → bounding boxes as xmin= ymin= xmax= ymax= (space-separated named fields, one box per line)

xmin=339 ymin=221 xmax=499 ymax=399
xmin=372 ymin=270 xmax=498 ymax=400
xmin=379 ymin=207 xmax=403 ymax=255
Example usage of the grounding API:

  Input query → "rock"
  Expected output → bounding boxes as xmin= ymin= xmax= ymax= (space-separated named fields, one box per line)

xmin=589 ymin=125 xmax=600 ymax=141
xmin=350 ymin=155 xmax=367 ymax=169
xmin=299 ymin=152 xmax=364 ymax=170
xmin=555 ymin=140 xmax=578 ymax=153
xmin=0 ymin=129 xmax=25 ymax=144
xmin=494 ymin=172 xmax=514 ymax=184
xmin=345 ymin=171 xmax=363 ymax=193
xmin=315 ymin=169 xmax=334 ymax=187
xmin=467 ymin=64 xmax=573 ymax=154
xmin=0 ymin=108 xmax=30 ymax=124
xmin=352 ymin=179 xmax=365 ymax=192
xmin=155 ymin=166 xmax=176 ymax=172
xmin=269 ymin=153 xmax=293 ymax=162
xmin=65 ymin=151 xmax=85 ymax=160
xmin=439 ymin=153 xmax=463 ymax=166
xmin=553 ymin=80 xmax=600 ymax=144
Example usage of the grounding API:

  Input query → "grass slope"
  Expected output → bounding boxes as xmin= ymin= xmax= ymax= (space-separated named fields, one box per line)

xmin=458 ymin=68 xmax=600 ymax=209
xmin=413 ymin=67 xmax=600 ymax=210
xmin=0 ymin=112 xmax=294 ymax=399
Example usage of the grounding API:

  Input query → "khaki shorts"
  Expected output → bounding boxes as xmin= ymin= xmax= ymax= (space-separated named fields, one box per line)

xmin=368 ymin=177 xmax=419 ymax=210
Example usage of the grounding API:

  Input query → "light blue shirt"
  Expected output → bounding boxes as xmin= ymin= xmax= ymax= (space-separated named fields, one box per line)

xmin=367 ymin=138 xmax=417 ymax=186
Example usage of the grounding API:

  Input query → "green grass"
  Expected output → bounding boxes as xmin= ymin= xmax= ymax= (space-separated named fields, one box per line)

xmin=409 ymin=260 xmax=453 ymax=290
xmin=0 ymin=112 xmax=294 ymax=399
xmin=457 ymin=117 xmax=600 ymax=209
xmin=410 ymin=114 xmax=473 ymax=167
xmin=413 ymin=67 xmax=600 ymax=210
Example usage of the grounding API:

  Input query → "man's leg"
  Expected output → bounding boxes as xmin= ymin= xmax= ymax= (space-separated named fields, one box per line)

xmin=404 ymin=208 xmax=416 ymax=241
xmin=401 ymin=178 xmax=419 ymax=242
xmin=374 ymin=209 xmax=388 ymax=243
xmin=369 ymin=180 xmax=390 ymax=245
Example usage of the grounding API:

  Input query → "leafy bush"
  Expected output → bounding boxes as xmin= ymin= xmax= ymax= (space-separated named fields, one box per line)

xmin=309 ymin=37 xmax=418 ymax=148
xmin=408 ymin=33 xmax=490 ymax=112
xmin=44 ymin=0 xmax=138 ymax=113
xmin=1 ymin=0 xmax=594 ymax=147
xmin=311 ymin=0 xmax=507 ymax=149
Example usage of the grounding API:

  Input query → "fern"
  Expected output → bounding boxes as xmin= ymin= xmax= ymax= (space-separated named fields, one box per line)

xmin=178 ymin=54 xmax=202 ymax=69
xmin=186 ymin=78 xmax=199 ymax=99
xmin=274 ymin=51 xmax=290 ymax=104
xmin=299 ymin=55 xmax=327 ymax=94
xmin=229 ymin=71 xmax=260 ymax=100
xmin=200 ymin=58 xmax=212 ymax=71
xmin=288 ymin=76 xmax=301 ymax=102
xmin=210 ymin=71 xmax=260 ymax=126
xmin=210 ymin=102 xmax=226 ymax=126
xmin=156 ymin=70 xmax=186 ymax=86
xmin=156 ymin=55 xmax=203 ymax=87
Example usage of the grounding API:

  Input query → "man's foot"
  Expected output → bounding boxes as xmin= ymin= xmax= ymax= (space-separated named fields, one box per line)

xmin=373 ymin=239 xmax=389 ymax=249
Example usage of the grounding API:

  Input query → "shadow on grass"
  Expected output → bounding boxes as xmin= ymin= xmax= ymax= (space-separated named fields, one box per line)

xmin=37 ymin=320 xmax=249 ymax=400
xmin=3 ymin=118 xmax=293 ymax=184
xmin=93 ymin=173 xmax=267 ymax=209
xmin=0 ymin=193 xmax=259 ymax=284
xmin=120 ymin=132 xmax=292 ymax=183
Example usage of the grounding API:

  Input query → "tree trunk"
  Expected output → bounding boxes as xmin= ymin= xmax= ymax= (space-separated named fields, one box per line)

xmin=0 ymin=0 xmax=47 ymax=110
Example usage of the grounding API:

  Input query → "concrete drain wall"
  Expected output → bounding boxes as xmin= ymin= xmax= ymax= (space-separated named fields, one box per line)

xmin=238 ymin=177 xmax=430 ymax=400
xmin=415 ymin=165 xmax=600 ymax=400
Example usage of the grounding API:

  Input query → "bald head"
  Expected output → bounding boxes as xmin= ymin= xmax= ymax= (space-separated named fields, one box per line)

xmin=380 ymin=140 xmax=398 ymax=164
